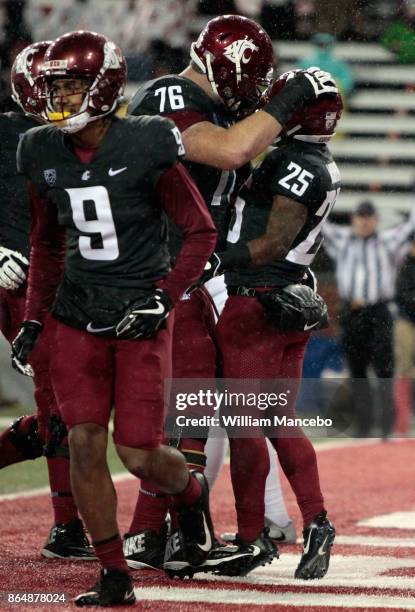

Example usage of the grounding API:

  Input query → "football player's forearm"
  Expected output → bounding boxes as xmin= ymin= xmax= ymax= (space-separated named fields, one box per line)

xmin=160 ymin=232 xmax=216 ymax=303
xmin=182 ymin=113 xmax=282 ymax=170
xmin=247 ymin=235 xmax=290 ymax=266
xmin=219 ymin=235 xmax=289 ymax=269
xmin=24 ymin=241 xmax=65 ymax=322
xmin=221 ymin=111 xmax=282 ymax=168
xmin=157 ymin=163 xmax=217 ymax=302
xmin=24 ymin=184 xmax=65 ymax=322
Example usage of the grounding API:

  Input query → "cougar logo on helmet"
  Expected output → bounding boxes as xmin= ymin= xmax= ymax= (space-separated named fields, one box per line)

xmin=14 ymin=48 xmax=35 ymax=83
xmin=104 ymin=41 xmax=122 ymax=69
xmin=223 ymin=39 xmax=259 ymax=67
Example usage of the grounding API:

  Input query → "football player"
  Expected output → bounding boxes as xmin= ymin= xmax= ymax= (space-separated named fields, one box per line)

xmin=203 ymin=71 xmax=343 ymax=579
xmin=0 ymin=41 xmax=93 ymax=561
xmin=127 ymin=14 xmax=337 ymax=573
xmin=11 ymin=30 xmax=217 ymax=607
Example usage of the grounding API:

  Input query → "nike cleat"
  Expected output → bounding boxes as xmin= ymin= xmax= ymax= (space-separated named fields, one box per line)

xmin=176 ymin=471 xmax=214 ymax=566
xmin=295 ymin=510 xmax=335 ymax=580
xmin=266 ymin=518 xmax=297 ymax=544
xmin=74 ymin=568 xmax=135 ymax=607
xmin=123 ymin=529 xmax=166 ymax=570
xmin=217 ymin=528 xmax=278 ymax=577
xmin=222 ymin=518 xmax=297 ymax=546
xmin=164 ymin=530 xmax=254 ymax=579
xmin=41 ymin=518 xmax=96 ymax=560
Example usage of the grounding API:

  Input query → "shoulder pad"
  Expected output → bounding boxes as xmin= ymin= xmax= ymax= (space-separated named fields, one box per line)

xmin=129 ymin=75 xmax=215 ymax=117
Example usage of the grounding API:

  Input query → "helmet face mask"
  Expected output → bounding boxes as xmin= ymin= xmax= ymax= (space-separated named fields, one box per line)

xmin=11 ymin=41 xmax=52 ymax=118
xmin=43 ymin=77 xmax=93 ymax=133
xmin=190 ymin=15 xmax=274 ymax=118
xmin=38 ymin=31 xmax=127 ymax=133
xmin=268 ymin=70 xmax=343 ymax=143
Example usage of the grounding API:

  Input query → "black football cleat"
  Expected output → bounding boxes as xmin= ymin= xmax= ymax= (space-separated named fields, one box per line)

xmin=123 ymin=529 xmax=166 ymax=570
xmin=74 ymin=568 xmax=135 ymax=607
xmin=164 ymin=530 xmax=254 ymax=579
xmin=176 ymin=471 xmax=214 ymax=566
xmin=295 ymin=510 xmax=335 ymax=580
xmin=41 ymin=518 xmax=96 ymax=560
xmin=216 ymin=528 xmax=278 ymax=577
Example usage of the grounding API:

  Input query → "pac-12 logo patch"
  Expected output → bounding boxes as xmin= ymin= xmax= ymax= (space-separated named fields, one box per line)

xmin=43 ymin=168 xmax=57 ymax=186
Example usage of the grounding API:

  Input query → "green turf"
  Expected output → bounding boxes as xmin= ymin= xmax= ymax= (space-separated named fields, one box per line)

xmin=0 ymin=425 xmax=127 ymax=495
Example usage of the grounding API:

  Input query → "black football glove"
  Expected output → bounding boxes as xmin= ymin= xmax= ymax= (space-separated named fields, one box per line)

xmin=115 ymin=289 xmax=173 ymax=340
xmin=302 ymin=67 xmax=339 ymax=99
xmin=264 ymin=67 xmax=338 ymax=126
xmin=11 ymin=321 xmax=43 ymax=377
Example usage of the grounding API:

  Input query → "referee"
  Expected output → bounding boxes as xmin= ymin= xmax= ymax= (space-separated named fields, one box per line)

xmin=323 ymin=200 xmax=415 ymax=437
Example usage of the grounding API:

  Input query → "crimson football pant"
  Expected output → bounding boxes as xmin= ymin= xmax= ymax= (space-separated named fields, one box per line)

xmin=128 ymin=288 xmax=217 ymax=535
xmin=0 ymin=288 xmax=77 ymax=525
xmin=50 ymin=317 xmax=174 ymax=447
xmin=216 ymin=295 xmax=325 ymax=540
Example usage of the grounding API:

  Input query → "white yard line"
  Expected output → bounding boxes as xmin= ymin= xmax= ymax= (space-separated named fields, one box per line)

xmin=133 ymin=586 xmax=415 ymax=609
xmin=335 ymin=535 xmax=415 ymax=548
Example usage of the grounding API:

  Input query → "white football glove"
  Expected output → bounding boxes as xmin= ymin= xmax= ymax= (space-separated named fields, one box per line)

xmin=0 ymin=246 xmax=29 ymax=290
xmin=303 ymin=67 xmax=339 ymax=98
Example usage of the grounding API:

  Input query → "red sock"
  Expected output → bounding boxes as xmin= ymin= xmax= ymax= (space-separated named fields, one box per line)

xmin=93 ymin=534 xmax=129 ymax=573
xmin=128 ymin=480 xmax=169 ymax=535
xmin=171 ymin=472 xmax=202 ymax=508
xmin=47 ymin=456 xmax=78 ymax=524
xmin=180 ymin=438 xmax=206 ymax=471
xmin=229 ymin=438 xmax=269 ymax=542
xmin=0 ymin=415 xmax=42 ymax=468
xmin=394 ymin=377 xmax=412 ymax=435
xmin=270 ymin=435 xmax=324 ymax=528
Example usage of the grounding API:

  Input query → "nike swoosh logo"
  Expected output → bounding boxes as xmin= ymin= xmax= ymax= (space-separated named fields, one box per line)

xmin=108 ymin=167 xmax=127 ymax=176
xmin=318 ymin=535 xmax=329 ymax=556
xmin=250 ymin=545 xmax=261 ymax=557
xmin=124 ymin=590 xmax=135 ymax=601
xmin=86 ymin=322 xmax=115 ymax=333
xmin=303 ymin=527 xmax=314 ymax=555
xmin=197 ymin=513 xmax=212 ymax=552
xmin=132 ymin=303 xmax=165 ymax=316
xmin=304 ymin=321 xmax=319 ymax=331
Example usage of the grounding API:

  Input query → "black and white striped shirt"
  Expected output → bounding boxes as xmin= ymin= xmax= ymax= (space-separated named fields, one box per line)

xmin=322 ymin=213 xmax=415 ymax=305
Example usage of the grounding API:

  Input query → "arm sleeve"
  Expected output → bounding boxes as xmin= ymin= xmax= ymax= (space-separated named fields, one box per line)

xmin=163 ymin=110 xmax=208 ymax=133
xmin=24 ymin=182 xmax=66 ymax=323
xmin=155 ymin=163 xmax=217 ymax=303
xmin=148 ymin=117 xmax=186 ymax=186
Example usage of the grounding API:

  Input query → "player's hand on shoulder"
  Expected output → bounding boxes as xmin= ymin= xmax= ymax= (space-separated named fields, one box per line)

xmin=0 ymin=246 xmax=29 ymax=290
xmin=116 ymin=288 xmax=173 ymax=340
xmin=11 ymin=321 xmax=43 ymax=377
xmin=302 ymin=67 xmax=338 ymax=99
